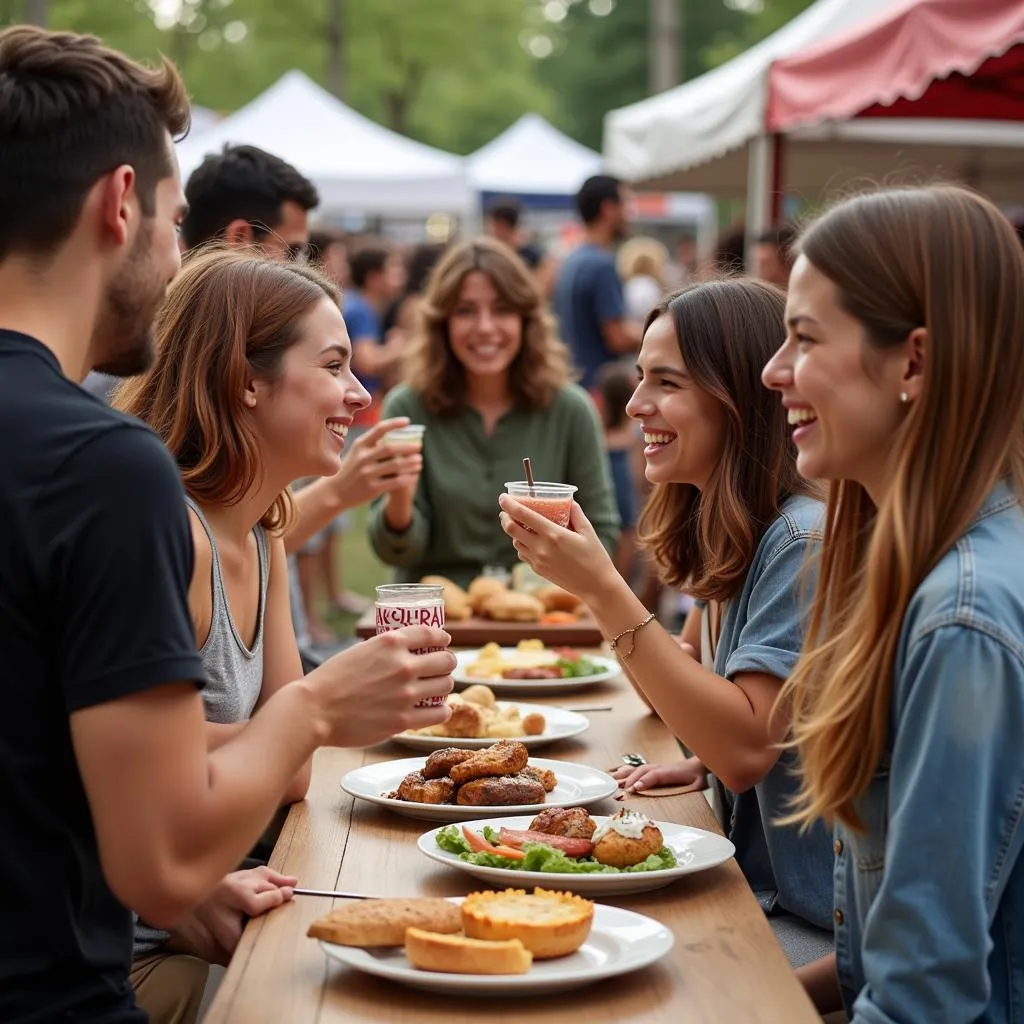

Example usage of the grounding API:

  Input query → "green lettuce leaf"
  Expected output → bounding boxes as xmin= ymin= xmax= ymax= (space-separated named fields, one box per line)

xmin=435 ymin=827 xmax=677 ymax=874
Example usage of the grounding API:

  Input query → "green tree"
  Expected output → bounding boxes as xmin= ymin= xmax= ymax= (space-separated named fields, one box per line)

xmin=2 ymin=0 xmax=554 ymax=154
xmin=703 ymin=0 xmax=817 ymax=67
xmin=535 ymin=0 xmax=751 ymax=151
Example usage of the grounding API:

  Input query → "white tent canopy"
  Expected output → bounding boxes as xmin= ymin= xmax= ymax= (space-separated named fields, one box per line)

xmin=175 ymin=71 xmax=472 ymax=218
xmin=603 ymin=0 xmax=897 ymax=187
xmin=467 ymin=113 xmax=602 ymax=198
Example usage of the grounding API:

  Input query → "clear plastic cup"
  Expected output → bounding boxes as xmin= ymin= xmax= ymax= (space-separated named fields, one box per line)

xmin=381 ymin=424 xmax=426 ymax=451
xmin=374 ymin=583 xmax=446 ymax=707
xmin=504 ymin=481 xmax=578 ymax=528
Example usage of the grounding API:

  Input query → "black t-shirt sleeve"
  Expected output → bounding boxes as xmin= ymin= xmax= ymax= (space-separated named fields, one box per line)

xmin=40 ymin=424 xmax=206 ymax=713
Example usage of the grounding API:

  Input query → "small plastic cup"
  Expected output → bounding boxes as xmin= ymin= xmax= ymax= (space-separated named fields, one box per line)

xmin=374 ymin=583 xmax=446 ymax=707
xmin=504 ymin=481 xmax=578 ymax=528
xmin=381 ymin=424 xmax=426 ymax=451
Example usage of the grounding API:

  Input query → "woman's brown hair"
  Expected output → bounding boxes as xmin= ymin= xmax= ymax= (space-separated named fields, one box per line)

xmin=113 ymin=246 xmax=338 ymax=532
xmin=404 ymin=237 xmax=571 ymax=415
xmin=779 ymin=185 xmax=1024 ymax=830
xmin=638 ymin=278 xmax=815 ymax=602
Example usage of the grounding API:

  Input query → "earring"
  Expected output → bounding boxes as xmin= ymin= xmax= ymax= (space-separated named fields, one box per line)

xmin=900 ymin=392 xmax=909 ymax=404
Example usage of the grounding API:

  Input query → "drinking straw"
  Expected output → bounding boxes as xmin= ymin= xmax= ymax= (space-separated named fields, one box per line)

xmin=523 ymin=457 xmax=536 ymax=497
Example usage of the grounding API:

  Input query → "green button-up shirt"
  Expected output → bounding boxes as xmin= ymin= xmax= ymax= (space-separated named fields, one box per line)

xmin=367 ymin=384 xmax=621 ymax=589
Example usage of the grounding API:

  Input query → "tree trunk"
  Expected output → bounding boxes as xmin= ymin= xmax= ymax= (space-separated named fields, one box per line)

xmin=648 ymin=0 xmax=681 ymax=94
xmin=325 ymin=0 xmax=345 ymax=100
xmin=25 ymin=0 xmax=48 ymax=26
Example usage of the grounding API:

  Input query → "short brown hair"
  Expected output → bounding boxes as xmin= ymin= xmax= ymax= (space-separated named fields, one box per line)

xmin=638 ymin=278 xmax=816 ymax=602
xmin=112 ymin=247 xmax=339 ymax=533
xmin=405 ymin=238 xmax=571 ymax=415
xmin=0 ymin=26 xmax=189 ymax=261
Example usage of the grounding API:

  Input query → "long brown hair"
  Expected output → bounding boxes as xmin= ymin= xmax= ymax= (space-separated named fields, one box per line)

xmin=404 ymin=237 xmax=571 ymax=415
xmin=638 ymin=278 xmax=816 ymax=601
xmin=780 ymin=185 xmax=1024 ymax=830
xmin=113 ymin=246 xmax=338 ymax=532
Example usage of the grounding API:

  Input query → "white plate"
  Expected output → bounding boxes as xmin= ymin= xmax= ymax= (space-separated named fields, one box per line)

xmin=418 ymin=814 xmax=736 ymax=896
xmin=341 ymin=757 xmax=619 ymax=822
xmin=453 ymin=648 xmax=620 ymax=695
xmin=318 ymin=899 xmax=674 ymax=996
xmin=391 ymin=703 xmax=590 ymax=752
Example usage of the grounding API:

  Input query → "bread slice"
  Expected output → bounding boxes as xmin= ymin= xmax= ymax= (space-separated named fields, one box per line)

xmin=404 ymin=928 xmax=533 ymax=975
xmin=307 ymin=898 xmax=462 ymax=947
xmin=461 ymin=888 xmax=594 ymax=959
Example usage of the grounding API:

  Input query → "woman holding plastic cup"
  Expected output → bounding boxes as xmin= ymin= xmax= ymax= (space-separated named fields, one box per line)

xmin=499 ymin=278 xmax=834 ymax=966
xmin=368 ymin=238 xmax=620 ymax=588
xmin=113 ymin=248 xmax=455 ymax=1013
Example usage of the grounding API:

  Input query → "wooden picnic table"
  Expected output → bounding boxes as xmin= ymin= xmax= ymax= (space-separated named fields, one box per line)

xmin=205 ymin=653 xmax=820 ymax=1023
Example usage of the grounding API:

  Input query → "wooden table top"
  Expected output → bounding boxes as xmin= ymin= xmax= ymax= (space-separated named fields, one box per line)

xmin=205 ymin=659 xmax=819 ymax=1023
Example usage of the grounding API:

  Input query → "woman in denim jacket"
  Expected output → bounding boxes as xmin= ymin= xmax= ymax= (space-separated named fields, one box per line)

xmin=764 ymin=185 xmax=1024 ymax=1022
xmin=500 ymin=278 xmax=835 ymax=965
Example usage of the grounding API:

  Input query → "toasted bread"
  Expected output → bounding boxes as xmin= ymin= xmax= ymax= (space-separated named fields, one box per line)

xmin=461 ymin=888 xmax=594 ymax=959
xmin=307 ymin=898 xmax=462 ymax=947
xmin=404 ymin=928 xmax=533 ymax=975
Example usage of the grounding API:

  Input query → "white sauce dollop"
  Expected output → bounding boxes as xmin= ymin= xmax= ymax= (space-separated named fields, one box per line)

xmin=592 ymin=808 xmax=650 ymax=843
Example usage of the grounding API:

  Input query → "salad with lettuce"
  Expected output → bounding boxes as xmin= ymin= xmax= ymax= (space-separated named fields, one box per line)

xmin=436 ymin=824 xmax=677 ymax=874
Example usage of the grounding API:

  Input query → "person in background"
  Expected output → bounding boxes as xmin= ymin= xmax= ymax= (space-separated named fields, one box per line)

xmin=752 ymin=223 xmax=797 ymax=290
xmin=114 ymin=249 xmax=375 ymax=1021
xmin=369 ymin=237 xmax=620 ymax=587
xmin=617 ymin=235 xmax=670 ymax=323
xmin=290 ymin=228 xmax=368 ymax=641
xmin=500 ymin=279 xmax=834 ymax=968
xmin=485 ymin=196 xmax=555 ymax=296
xmin=764 ymin=186 xmax=1024 ymax=1023
xmin=553 ymin=174 xmax=640 ymax=391
xmin=346 ymin=241 xmax=407 ymax=401
xmin=597 ymin=361 xmax=643 ymax=586
xmin=382 ymin=241 xmax=448 ymax=339
xmin=179 ymin=150 xmax=422 ymax=647
xmin=486 ymin=197 xmax=543 ymax=271
xmin=0 ymin=26 xmax=454 ymax=1023
xmin=181 ymin=144 xmax=318 ymax=260
xmin=713 ymin=222 xmax=747 ymax=275
xmin=309 ymin=227 xmax=350 ymax=289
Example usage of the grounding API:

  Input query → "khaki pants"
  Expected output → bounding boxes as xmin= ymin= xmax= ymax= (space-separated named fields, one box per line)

xmin=130 ymin=950 xmax=208 ymax=1024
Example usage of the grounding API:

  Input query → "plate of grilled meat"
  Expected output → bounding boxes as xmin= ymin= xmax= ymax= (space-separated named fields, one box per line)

xmin=341 ymin=740 xmax=618 ymax=822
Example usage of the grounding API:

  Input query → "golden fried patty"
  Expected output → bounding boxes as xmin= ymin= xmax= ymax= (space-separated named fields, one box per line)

xmin=390 ymin=771 xmax=457 ymax=804
xmin=529 ymin=807 xmax=596 ymax=839
xmin=456 ymin=773 xmax=546 ymax=806
xmin=422 ymin=747 xmax=475 ymax=780
xmin=449 ymin=740 xmax=529 ymax=784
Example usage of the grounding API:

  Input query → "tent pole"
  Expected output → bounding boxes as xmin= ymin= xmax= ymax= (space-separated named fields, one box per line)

xmin=745 ymin=133 xmax=775 ymax=273
xmin=771 ymin=133 xmax=786 ymax=224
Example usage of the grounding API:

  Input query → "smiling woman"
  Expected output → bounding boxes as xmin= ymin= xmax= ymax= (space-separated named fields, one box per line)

xmin=368 ymin=237 xmax=620 ymax=588
xmin=111 ymin=247 xmax=372 ymax=1008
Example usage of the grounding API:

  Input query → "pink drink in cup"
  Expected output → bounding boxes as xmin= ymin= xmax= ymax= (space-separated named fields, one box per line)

xmin=374 ymin=583 xmax=447 ymax=708
xmin=505 ymin=481 xmax=578 ymax=528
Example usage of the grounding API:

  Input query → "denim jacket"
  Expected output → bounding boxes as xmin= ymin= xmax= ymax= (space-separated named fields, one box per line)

xmin=836 ymin=480 xmax=1024 ymax=1023
xmin=711 ymin=494 xmax=836 ymax=932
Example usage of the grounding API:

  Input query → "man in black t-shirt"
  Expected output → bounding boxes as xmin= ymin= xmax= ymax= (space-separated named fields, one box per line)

xmin=0 ymin=28 xmax=454 ymax=1022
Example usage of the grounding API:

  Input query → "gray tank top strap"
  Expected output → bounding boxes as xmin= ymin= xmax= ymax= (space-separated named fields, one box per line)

xmin=184 ymin=496 xmax=268 ymax=725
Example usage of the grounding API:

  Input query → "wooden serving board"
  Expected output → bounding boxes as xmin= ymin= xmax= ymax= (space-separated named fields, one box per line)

xmin=354 ymin=611 xmax=605 ymax=647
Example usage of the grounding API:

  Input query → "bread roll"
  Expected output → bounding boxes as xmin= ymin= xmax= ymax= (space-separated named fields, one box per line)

xmin=534 ymin=585 xmax=583 ymax=613
xmin=420 ymin=575 xmax=471 ymax=620
xmin=404 ymin=928 xmax=532 ymax=975
xmin=467 ymin=577 xmax=508 ymax=615
xmin=307 ymin=898 xmax=461 ymax=947
xmin=481 ymin=591 xmax=544 ymax=622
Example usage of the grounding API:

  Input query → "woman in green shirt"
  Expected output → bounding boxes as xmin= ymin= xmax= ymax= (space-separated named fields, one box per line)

xmin=368 ymin=238 xmax=620 ymax=588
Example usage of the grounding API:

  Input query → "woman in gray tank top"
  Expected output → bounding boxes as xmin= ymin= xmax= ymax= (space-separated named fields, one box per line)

xmin=113 ymin=249 xmax=372 ymax=1021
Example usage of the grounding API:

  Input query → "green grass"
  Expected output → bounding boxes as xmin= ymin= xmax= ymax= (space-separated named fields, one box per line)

xmin=323 ymin=502 xmax=392 ymax=638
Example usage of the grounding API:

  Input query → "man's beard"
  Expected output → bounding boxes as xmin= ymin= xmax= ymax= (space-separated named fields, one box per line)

xmin=91 ymin=223 xmax=166 ymax=378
